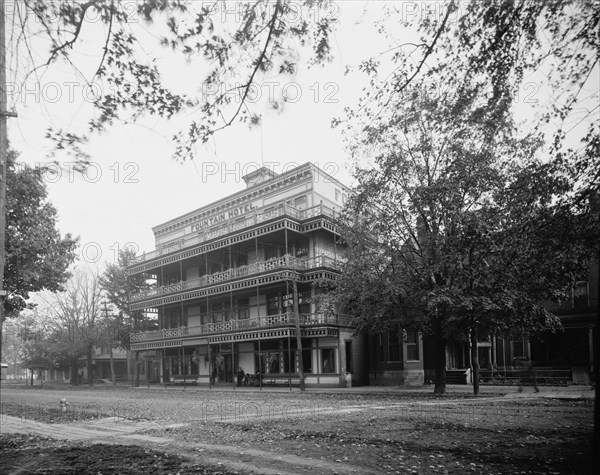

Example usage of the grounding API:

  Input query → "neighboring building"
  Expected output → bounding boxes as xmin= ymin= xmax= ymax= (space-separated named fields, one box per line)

xmin=43 ymin=347 xmax=130 ymax=384
xmin=531 ymin=260 xmax=598 ymax=384
xmin=420 ymin=261 xmax=599 ymax=386
xmin=78 ymin=347 xmax=130 ymax=383
xmin=128 ymin=163 xmax=376 ymax=387
xmin=367 ymin=327 xmax=424 ymax=386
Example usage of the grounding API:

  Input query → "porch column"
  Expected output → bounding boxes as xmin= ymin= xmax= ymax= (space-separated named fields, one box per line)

xmin=159 ymin=350 xmax=164 ymax=384
xmin=589 ymin=326 xmax=595 ymax=374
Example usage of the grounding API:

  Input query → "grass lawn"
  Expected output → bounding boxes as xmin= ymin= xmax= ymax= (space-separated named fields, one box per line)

xmin=0 ymin=385 xmax=594 ymax=474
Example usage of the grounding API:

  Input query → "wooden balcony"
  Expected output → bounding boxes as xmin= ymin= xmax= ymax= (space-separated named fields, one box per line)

xmin=130 ymin=254 xmax=343 ymax=304
xmin=129 ymin=202 xmax=339 ymax=270
xmin=130 ymin=312 xmax=355 ymax=347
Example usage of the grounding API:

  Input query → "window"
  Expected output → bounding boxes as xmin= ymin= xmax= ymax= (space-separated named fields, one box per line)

xmin=237 ymin=298 xmax=249 ymax=319
xmin=295 ymin=196 xmax=307 ymax=210
xmin=574 ymin=281 xmax=589 ymax=310
xmin=266 ymin=352 xmax=280 ymax=374
xmin=513 ymin=338 xmax=526 ymax=358
xmin=321 ymin=349 xmax=336 ymax=373
xmin=388 ymin=326 xmax=401 ymax=361
xmin=267 ymin=294 xmax=280 ymax=315
xmin=210 ymin=302 xmax=230 ymax=322
xmin=163 ymin=309 xmax=180 ymax=329
xmin=288 ymin=237 xmax=309 ymax=258
xmin=405 ymin=331 xmax=420 ymax=361
xmin=283 ymin=291 xmax=310 ymax=314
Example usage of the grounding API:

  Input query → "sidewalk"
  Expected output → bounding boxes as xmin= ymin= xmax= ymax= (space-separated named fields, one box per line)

xmin=131 ymin=382 xmax=595 ymax=399
xmin=0 ymin=415 xmax=176 ymax=443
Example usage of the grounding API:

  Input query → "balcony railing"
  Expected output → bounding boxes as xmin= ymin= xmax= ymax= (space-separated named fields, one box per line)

xmin=130 ymin=312 xmax=355 ymax=342
xmin=130 ymin=254 xmax=343 ymax=302
xmin=131 ymin=202 xmax=338 ymax=266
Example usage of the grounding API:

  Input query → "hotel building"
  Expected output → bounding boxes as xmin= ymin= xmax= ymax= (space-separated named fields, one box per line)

xmin=127 ymin=163 xmax=370 ymax=387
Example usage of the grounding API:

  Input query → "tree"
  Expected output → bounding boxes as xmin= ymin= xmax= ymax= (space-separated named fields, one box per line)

xmin=341 ymin=1 xmax=598 ymax=180
xmin=22 ymin=338 xmax=54 ymax=386
xmin=101 ymin=248 xmax=156 ymax=386
xmin=335 ymin=81 xmax=593 ymax=395
xmin=101 ymin=248 xmax=156 ymax=337
xmin=1 ymin=320 xmax=25 ymax=378
xmin=3 ymin=148 xmax=78 ymax=315
xmin=12 ymin=0 xmax=338 ymax=162
xmin=41 ymin=268 xmax=105 ymax=386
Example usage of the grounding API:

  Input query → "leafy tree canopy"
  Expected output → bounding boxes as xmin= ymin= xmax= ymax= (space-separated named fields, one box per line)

xmin=334 ymin=73 xmax=596 ymax=393
xmin=100 ymin=248 xmax=157 ymax=348
xmin=11 ymin=0 xmax=598 ymax=190
xmin=15 ymin=0 xmax=337 ymax=162
xmin=3 ymin=149 xmax=79 ymax=316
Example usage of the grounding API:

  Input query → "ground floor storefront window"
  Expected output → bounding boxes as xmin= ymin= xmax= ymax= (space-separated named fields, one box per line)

xmin=159 ymin=336 xmax=341 ymax=383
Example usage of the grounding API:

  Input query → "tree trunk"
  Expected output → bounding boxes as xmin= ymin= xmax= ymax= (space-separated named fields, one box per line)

xmin=70 ymin=362 xmax=78 ymax=385
xmin=135 ymin=351 xmax=140 ymax=387
xmin=108 ymin=333 xmax=116 ymax=387
xmin=434 ymin=338 xmax=447 ymax=394
xmin=87 ymin=349 xmax=94 ymax=387
xmin=471 ymin=327 xmax=480 ymax=396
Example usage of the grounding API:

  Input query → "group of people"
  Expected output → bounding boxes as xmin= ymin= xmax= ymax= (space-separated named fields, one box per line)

xmin=237 ymin=367 xmax=262 ymax=386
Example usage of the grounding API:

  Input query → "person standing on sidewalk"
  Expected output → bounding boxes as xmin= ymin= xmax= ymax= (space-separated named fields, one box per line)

xmin=514 ymin=357 xmax=540 ymax=393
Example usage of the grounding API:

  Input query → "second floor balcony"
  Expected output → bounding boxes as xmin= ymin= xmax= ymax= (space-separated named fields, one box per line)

xmin=130 ymin=254 xmax=344 ymax=303
xmin=130 ymin=312 xmax=355 ymax=343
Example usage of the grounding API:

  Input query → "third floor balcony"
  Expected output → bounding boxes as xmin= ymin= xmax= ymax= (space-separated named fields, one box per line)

xmin=130 ymin=254 xmax=343 ymax=303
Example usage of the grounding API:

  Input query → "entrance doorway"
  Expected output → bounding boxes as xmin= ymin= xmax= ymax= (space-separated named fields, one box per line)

xmin=215 ymin=353 xmax=233 ymax=383
xmin=478 ymin=346 xmax=492 ymax=369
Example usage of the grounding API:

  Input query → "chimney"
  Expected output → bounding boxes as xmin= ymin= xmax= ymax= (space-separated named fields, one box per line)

xmin=242 ymin=166 xmax=279 ymax=188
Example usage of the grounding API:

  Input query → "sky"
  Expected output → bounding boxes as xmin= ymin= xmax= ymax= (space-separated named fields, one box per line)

xmin=6 ymin=1 xmax=389 ymax=268
xmin=5 ymin=1 xmax=597 ymax=273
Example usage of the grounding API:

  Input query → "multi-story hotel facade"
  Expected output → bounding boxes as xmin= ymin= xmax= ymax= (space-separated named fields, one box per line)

xmin=127 ymin=163 xmax=371 ymax=387
xmin=127 ymin=161 xmax=594 ymax=388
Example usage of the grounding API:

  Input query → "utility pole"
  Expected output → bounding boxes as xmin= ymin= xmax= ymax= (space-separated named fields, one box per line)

xmin=103 ymin=301 xmax=116 ymax=387
xmin=0 ymin=0 xmax=17 ymax=362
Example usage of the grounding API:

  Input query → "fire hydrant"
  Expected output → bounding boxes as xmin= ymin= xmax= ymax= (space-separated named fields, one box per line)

xmin=59 ymin=397 xmax=69 ymax=413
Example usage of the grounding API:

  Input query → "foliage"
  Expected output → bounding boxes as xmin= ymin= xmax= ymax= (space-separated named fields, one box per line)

xmin=340 ymin=0 xmax=598 ymax=204
xmin=15 ymin=0 xmax=338 ymax=162
xmin=3 ymin=149 xmax=78 ymax=316
xmin=100 ymin=248 xmax=157 ymax=349
xmin=22 ymin=338 xmax=55 ymax=374
xmin=1 ymin=320 xmax=26 ymax=377
xmin=35 ymin=268 xmax=107 ymax=384
xmin=335 ymin=78 xmax=594 ymax=394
